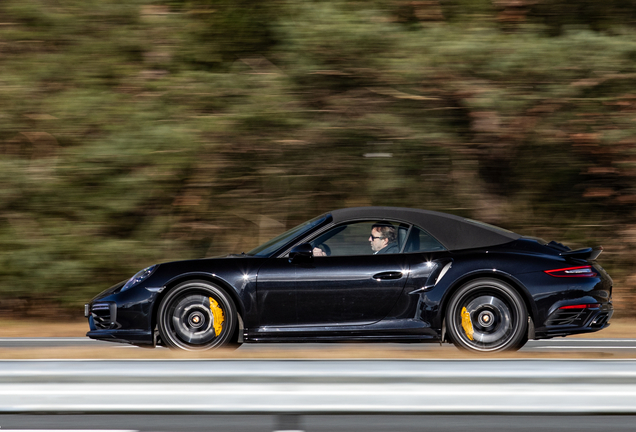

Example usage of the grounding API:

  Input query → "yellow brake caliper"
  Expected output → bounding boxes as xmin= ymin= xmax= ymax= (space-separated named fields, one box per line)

xmin=461 ymin=307 xmax=474 ymax=341
xmin=209 ymin=297 xmax=225 ymax=337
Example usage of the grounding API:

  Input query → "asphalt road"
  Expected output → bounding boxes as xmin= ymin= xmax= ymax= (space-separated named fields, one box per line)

xmin=1 ymin=414 xmax=636 ymax=432
xmin=1 ymin=337 xmax=635 ymax=353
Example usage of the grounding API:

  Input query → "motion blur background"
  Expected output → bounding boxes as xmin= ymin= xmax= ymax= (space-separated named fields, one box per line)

xmin=1 ymin=0 xmax=636 ymax=319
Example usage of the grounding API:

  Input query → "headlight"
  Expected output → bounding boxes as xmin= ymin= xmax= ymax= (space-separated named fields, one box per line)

xmin=121 ymin=264 xmax=158 ymax=292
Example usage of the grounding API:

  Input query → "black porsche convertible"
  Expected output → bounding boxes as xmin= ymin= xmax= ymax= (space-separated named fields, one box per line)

xmin=85 ymin=207 xmax=613 ymax=353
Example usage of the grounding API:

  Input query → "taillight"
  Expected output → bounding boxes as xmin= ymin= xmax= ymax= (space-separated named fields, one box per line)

xmin=544 ymin=265 xmax=596 ymax=277
xmin=559 ymin=303 xmax=600 ymax=310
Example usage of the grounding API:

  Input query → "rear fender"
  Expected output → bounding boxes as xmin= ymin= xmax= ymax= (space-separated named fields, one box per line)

xmin=436 ymin=268 xmax=536 ymax=330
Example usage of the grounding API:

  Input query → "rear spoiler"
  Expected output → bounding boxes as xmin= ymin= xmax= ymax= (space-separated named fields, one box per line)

xmin=559 ymin=246 xmax=603 ymax=261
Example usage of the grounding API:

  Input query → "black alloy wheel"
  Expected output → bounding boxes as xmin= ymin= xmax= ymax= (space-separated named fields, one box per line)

xmin=157 ymin=280 xmax=237 ymax=351
xmin=446 ymin=278 xmax=528 ymax=352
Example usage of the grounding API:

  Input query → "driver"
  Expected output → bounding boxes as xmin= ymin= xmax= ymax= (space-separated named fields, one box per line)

xmin=313 ymin=223 xmax=399 ymax=257
xmin=369 ymin=223 xmax=398 ymax=254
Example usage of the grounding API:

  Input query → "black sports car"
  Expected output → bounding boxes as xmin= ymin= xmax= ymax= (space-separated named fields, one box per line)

xmin=85 ymin=207 xmax=613 ymax=353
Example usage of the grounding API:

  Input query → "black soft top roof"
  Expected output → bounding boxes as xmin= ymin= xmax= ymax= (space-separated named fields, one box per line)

xmin=330 ymin=207 xmax=521 ymax=251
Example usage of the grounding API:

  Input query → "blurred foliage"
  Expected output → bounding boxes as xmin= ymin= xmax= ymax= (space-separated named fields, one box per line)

xmin=2 ymin=0 xmax=636 ymax=316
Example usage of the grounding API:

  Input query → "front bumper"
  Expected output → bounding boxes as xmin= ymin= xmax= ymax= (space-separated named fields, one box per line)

xmin=85 ymin=280 xmax=159 ymax=347
xmin=86 ymin=329 xmax=154 ymax=346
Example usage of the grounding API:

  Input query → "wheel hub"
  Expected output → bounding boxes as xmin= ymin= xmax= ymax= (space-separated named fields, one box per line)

xmin=462 ymin=295 xmax=512 ymax=345
xmin=188 ymin=311 xmax=205 ymax=329
xmin=478 ymin=310 xmax=495 ymax=328
xmin=171 ymin=295 xmax=216 ymax=345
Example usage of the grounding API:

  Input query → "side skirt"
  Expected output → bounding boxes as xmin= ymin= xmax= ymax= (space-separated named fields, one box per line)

xmin=244 ymin=318 xmax=441 ymax=343
xmin=244 ymin=334 xmax=440 ymax=343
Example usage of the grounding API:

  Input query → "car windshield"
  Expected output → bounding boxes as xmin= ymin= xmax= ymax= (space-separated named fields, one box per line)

xmin=246 ymin=214 xmax=330 ymax=257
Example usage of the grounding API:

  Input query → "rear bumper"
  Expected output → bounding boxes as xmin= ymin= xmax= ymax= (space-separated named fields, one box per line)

xmin=535 ymin=302 xmax=614 ymax=339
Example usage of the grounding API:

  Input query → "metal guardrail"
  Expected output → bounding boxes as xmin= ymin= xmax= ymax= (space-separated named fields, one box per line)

xmin=1 ymin=359 xmax=636 ymax=414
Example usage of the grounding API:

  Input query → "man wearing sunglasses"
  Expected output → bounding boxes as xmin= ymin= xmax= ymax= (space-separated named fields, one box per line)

xmin=369 ymin=223 xmax=399 ymax=254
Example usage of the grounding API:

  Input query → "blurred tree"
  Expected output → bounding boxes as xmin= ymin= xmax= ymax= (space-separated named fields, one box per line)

xmin=512 ymin=0 xmax=636 ymax=35
xmin=1 ymin=0 xmax=636 ymax=316
xmin=169 ymin=0 xmax=278 ymax=69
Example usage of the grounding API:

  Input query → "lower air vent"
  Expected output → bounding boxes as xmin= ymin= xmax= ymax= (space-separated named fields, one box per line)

xmin=546 ymin=309 xmax=586 ymax=326
xmin=90 ymin=302 xmax=117 ymax=330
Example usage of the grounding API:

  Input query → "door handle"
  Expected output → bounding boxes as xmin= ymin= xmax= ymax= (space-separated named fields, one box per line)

xmin=373 ymin=271 xmax=403 ymax=280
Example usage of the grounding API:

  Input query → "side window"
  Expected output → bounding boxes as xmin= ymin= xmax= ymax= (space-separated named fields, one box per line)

xmin=310 ymin=221 xmax=409 ymax=256
xmin=404 ymin=226 xmax=446 ymax=253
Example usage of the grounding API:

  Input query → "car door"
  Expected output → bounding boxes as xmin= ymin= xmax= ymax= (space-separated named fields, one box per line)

xmin=256 ymin=220 xmax=410 ymax=327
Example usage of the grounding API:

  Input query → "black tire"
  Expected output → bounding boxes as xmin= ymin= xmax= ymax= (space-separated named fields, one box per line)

xmin=157 ymin=280 xmax=237 ymax=351
xmin=446 ymin=278 xmax=528 ymax=353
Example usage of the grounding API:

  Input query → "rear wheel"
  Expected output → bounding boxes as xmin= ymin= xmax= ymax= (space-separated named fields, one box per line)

xmin=446 ymin=278 xmax=528 ymax=353
xmin=158 ymin=280 xmax=237 ymax=351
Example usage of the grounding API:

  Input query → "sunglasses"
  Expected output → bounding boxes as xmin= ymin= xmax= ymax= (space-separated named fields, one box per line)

xmin=369 ymin=234 xmax=385 ymax=241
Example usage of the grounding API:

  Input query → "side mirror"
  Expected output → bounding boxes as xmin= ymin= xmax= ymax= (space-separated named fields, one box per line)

xmin=289 ymin=243 xmax=313 ymax=263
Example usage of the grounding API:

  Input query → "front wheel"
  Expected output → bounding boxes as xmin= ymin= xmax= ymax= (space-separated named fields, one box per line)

xmin=446 ymin=278 xmax=528 ymax=353
xmin=157 ymin=280 xmax=237 ymax=351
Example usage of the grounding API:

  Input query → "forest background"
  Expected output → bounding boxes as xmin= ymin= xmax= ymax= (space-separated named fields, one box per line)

xmin=2 ymin=0 xmax=636 ymax=319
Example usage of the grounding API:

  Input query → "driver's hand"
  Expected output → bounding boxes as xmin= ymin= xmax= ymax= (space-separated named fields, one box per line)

xmin=313 ymin=247 xmax=326 ymax=257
